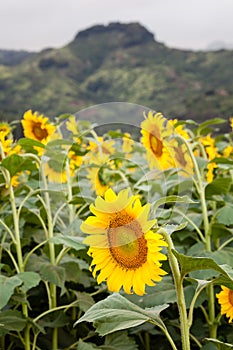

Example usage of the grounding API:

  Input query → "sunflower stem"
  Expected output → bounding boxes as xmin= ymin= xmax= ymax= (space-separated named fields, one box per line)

xmin=8 ymin=175 xmax=31 ymax=350
xmin=40 ymin=164 xmax=58 ymax=350
xmin=177 ymin=136 xmax=217 ymax=339
xmin=163 ymin=230 xmax=191 ymax=350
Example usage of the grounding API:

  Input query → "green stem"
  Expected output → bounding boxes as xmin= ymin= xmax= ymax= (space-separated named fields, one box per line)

xmin=162 ymin=230 xmax=190 ymax=350
xmin=40 ymin=166 xmax=58 ymax=350
xmin=9 ymin=182 xmax=31 ymax=350
xmin=179 ymin=137 xmax=217 ymax=338
xmin=65 ymin=159 xmax=75 ymax=225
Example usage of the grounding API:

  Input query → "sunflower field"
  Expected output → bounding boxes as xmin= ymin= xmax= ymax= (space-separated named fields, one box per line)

xmin=0 ymin=103 xmax=233 ymax=350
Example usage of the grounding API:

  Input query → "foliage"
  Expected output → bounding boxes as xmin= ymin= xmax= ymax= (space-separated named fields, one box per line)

xmin=0 ymin=106 xmax=233 ymax=350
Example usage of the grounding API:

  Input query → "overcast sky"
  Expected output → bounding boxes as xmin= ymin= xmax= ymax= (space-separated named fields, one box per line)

xmin=0 ymin=0 xmax=232 ymax=51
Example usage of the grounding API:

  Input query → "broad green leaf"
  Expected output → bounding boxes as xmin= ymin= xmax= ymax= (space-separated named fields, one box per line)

xmin=153 ymin=195 xmax=196 ymax=212
xmin=39 ymin=312 xmax=70 ymax=328
xmin=50 ymin=234 xmax=85 ymax=251
xmin=17 ymin=137 xmax=45 ymax=149
xmin=46 ymin=139 xmax=73 ymax=147
xmin=0 ymin=275 xmax=22 ymax=309
xmin=77 ymin=340 xmax=98 ymax=350
xmin=1 ymin=154 xmax=36 ymax=177
xmin=172 ymin=250 xmax=233 ymax=288
xmin=197 ymin=118 xmax=226 ymax=135
xmin=212 ymin=157 xmax=233 ymax=165
xmin=61 ymin=261 xmax=81 ymax=283
xmin=127 ymin=276 xmax=176 ymax=307
xmin=103 ymin=331 xmax=139 ymax=350
xmin=162 ymin=223 xmax=187 ymax=236
xmin=205 ymin=177 xmax=232 ymax=198
xmin=75 ymin=293 xmax=168 ymax=336
xmin=17 ymin=272 xmax=41 ymax=293
xmin=0 ymin=310 xmax=26 ymax=336
xmin=69 ymin=195 xmax=94 ymax=205
xmin=40 ymin=264 xmax=66 ymax=291
xmin=205 ymin=338 xmax=233 ymax=349
xmin=216 ymin=206 xmax=233 ymax=225
xmin=74 ymin=291 xmax=95 ymax=312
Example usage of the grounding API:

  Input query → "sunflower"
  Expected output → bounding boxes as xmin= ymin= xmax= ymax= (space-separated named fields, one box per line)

xmin=43 ymin=160 xmax=67 ymax=184
xmin=86 ymin=155 xmax=112 ymax=196
xmin=172 ymin=141 xmax=194 ymax=176
xmin=122 ymin=132 xmax=134 ymax=154
xmin=21 ymin=110 xmax=56 ymax=143
xmin=216 ymin=286 xmax=233 ymax=323
xmin=199 ymin=134 xmax=219 ymax=182
xmin=0 ymin=122 xmax=11 ymax=136
xmin=81 ymin=188 xmax=167 ymax=295
xmin=88 ymin=137 xmax=115 ymax=156
xmin=0 ymin=131 xmax=12 ymax=156
xmin=141 ymin=111 xmax=174 ymax=170
xmin=230 ymin=117 xmax=233 ymax=132
xmin=168 ymin=119 xmax=190 ymax=140
xmin=68 ymin=150 xmax=83 ymax=176
xmin=223 ymin=145 xmax=233 ymax=158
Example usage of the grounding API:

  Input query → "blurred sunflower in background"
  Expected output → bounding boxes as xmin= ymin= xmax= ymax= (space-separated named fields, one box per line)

xmin=216 ymin=286 xmax=233 ymax=323
xmin=87 ymin=136 xmax=115 ymax=157
xmin=141 ymin=111 xmax=174 ymax=170
xmin=22 ymin=110 xmax=56 ymax=143
xmin=81 ymin=188 xmax=167 ymax=295
xmin=0 ymin=122 xmax=11 ymax=136
xmin=86 ymin=155 xmax=113 ymax=196
xmin=199 ymin=134 xmax=219 ymax=183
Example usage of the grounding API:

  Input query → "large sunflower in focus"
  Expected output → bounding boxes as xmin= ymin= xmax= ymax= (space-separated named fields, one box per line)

xmin=81 ymin=188 xmax=167 ymax=295
xmin=216 ymin=286 xmax=233 ymax=323
xmin=22 ymin=110 xmax=56 ymax=143
xmin=141 ymin=111 xmax=173 ymax=170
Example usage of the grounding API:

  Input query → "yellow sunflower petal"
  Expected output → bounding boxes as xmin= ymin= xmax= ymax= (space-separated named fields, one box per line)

xmin=81 ymin=188 xmax=167 ymax=295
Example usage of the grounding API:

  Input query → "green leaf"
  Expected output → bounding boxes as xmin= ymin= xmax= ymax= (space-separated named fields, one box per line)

xmin=1 ymin=154 xmax=36 ymax=177
xmin=205 ymin=338 xmax=233 ymax=349
xmin=75 ymin=293 xmax=168 ymax=336
xmin=77 ymin=340 xmax=98 ymax=350
xmin=216 ymin=206 xmax=233 ymax=225
xmin=61 ymin=260 xmax=81 ymax=282
xmin=162 ymin=223 xmax=187 ymax=235
xmin=40 ymin=264 xmax=66 ymax=291
xmin=17 ymin=272 xmax=41 ymax=293
xmin=172 ymin=250 xmax=233 ymax=288
xmin=17 ymin=137 xmax=45 ymax=149
xmin=205 ymin=177 xmax=232 ymax=198
xmin=46 ymin=139 xmax=73 ymax=147
xmin=103 ymin=331 xmax=139 ymax=350
xmin=39 ymin=311 xmax=70 ymax=328
xmin=127 ymin=276 xmax=176 ymax=307
xmin=197 ymin=118 xmax=226 ymax=135
xmin=212 ymin=157 xmax=233 ymax=165
xmin=50 ymin=235 xmax=85 ymax=251
xmin=74 ymin=291 xmax=95 ymax=312
xmin=0 ymin=310 xmax=26 ymax=336
xmin=153 ymin=195 xmax=196 ymax=212
xmin=0 ymin=275 xmax=22 ymax=309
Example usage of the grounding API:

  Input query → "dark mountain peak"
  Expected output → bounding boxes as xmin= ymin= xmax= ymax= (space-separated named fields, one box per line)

xmin=74 ymin=22 xmax=155 ymax=47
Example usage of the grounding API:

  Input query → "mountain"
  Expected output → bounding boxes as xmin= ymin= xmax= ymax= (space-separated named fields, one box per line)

xmin=0 ymin=22 xmax=232 ymax=127
xmin=0 ymin=49 xmax=35 ymax=66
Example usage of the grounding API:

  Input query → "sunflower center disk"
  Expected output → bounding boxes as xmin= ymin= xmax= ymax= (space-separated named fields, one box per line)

xmin=32 ymin=123 xmax=49 ymax=141
xmin=149 ymin=134 xmax=163 ymax=157
xmin=108 ymin=220 xmax=148 ymax=269
xmin=229 ymin=290 xmax=233 ymax=306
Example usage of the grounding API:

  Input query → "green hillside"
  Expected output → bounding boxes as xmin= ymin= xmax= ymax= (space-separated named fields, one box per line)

xmin=0 ymin=22 xmax=232 ymax=125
